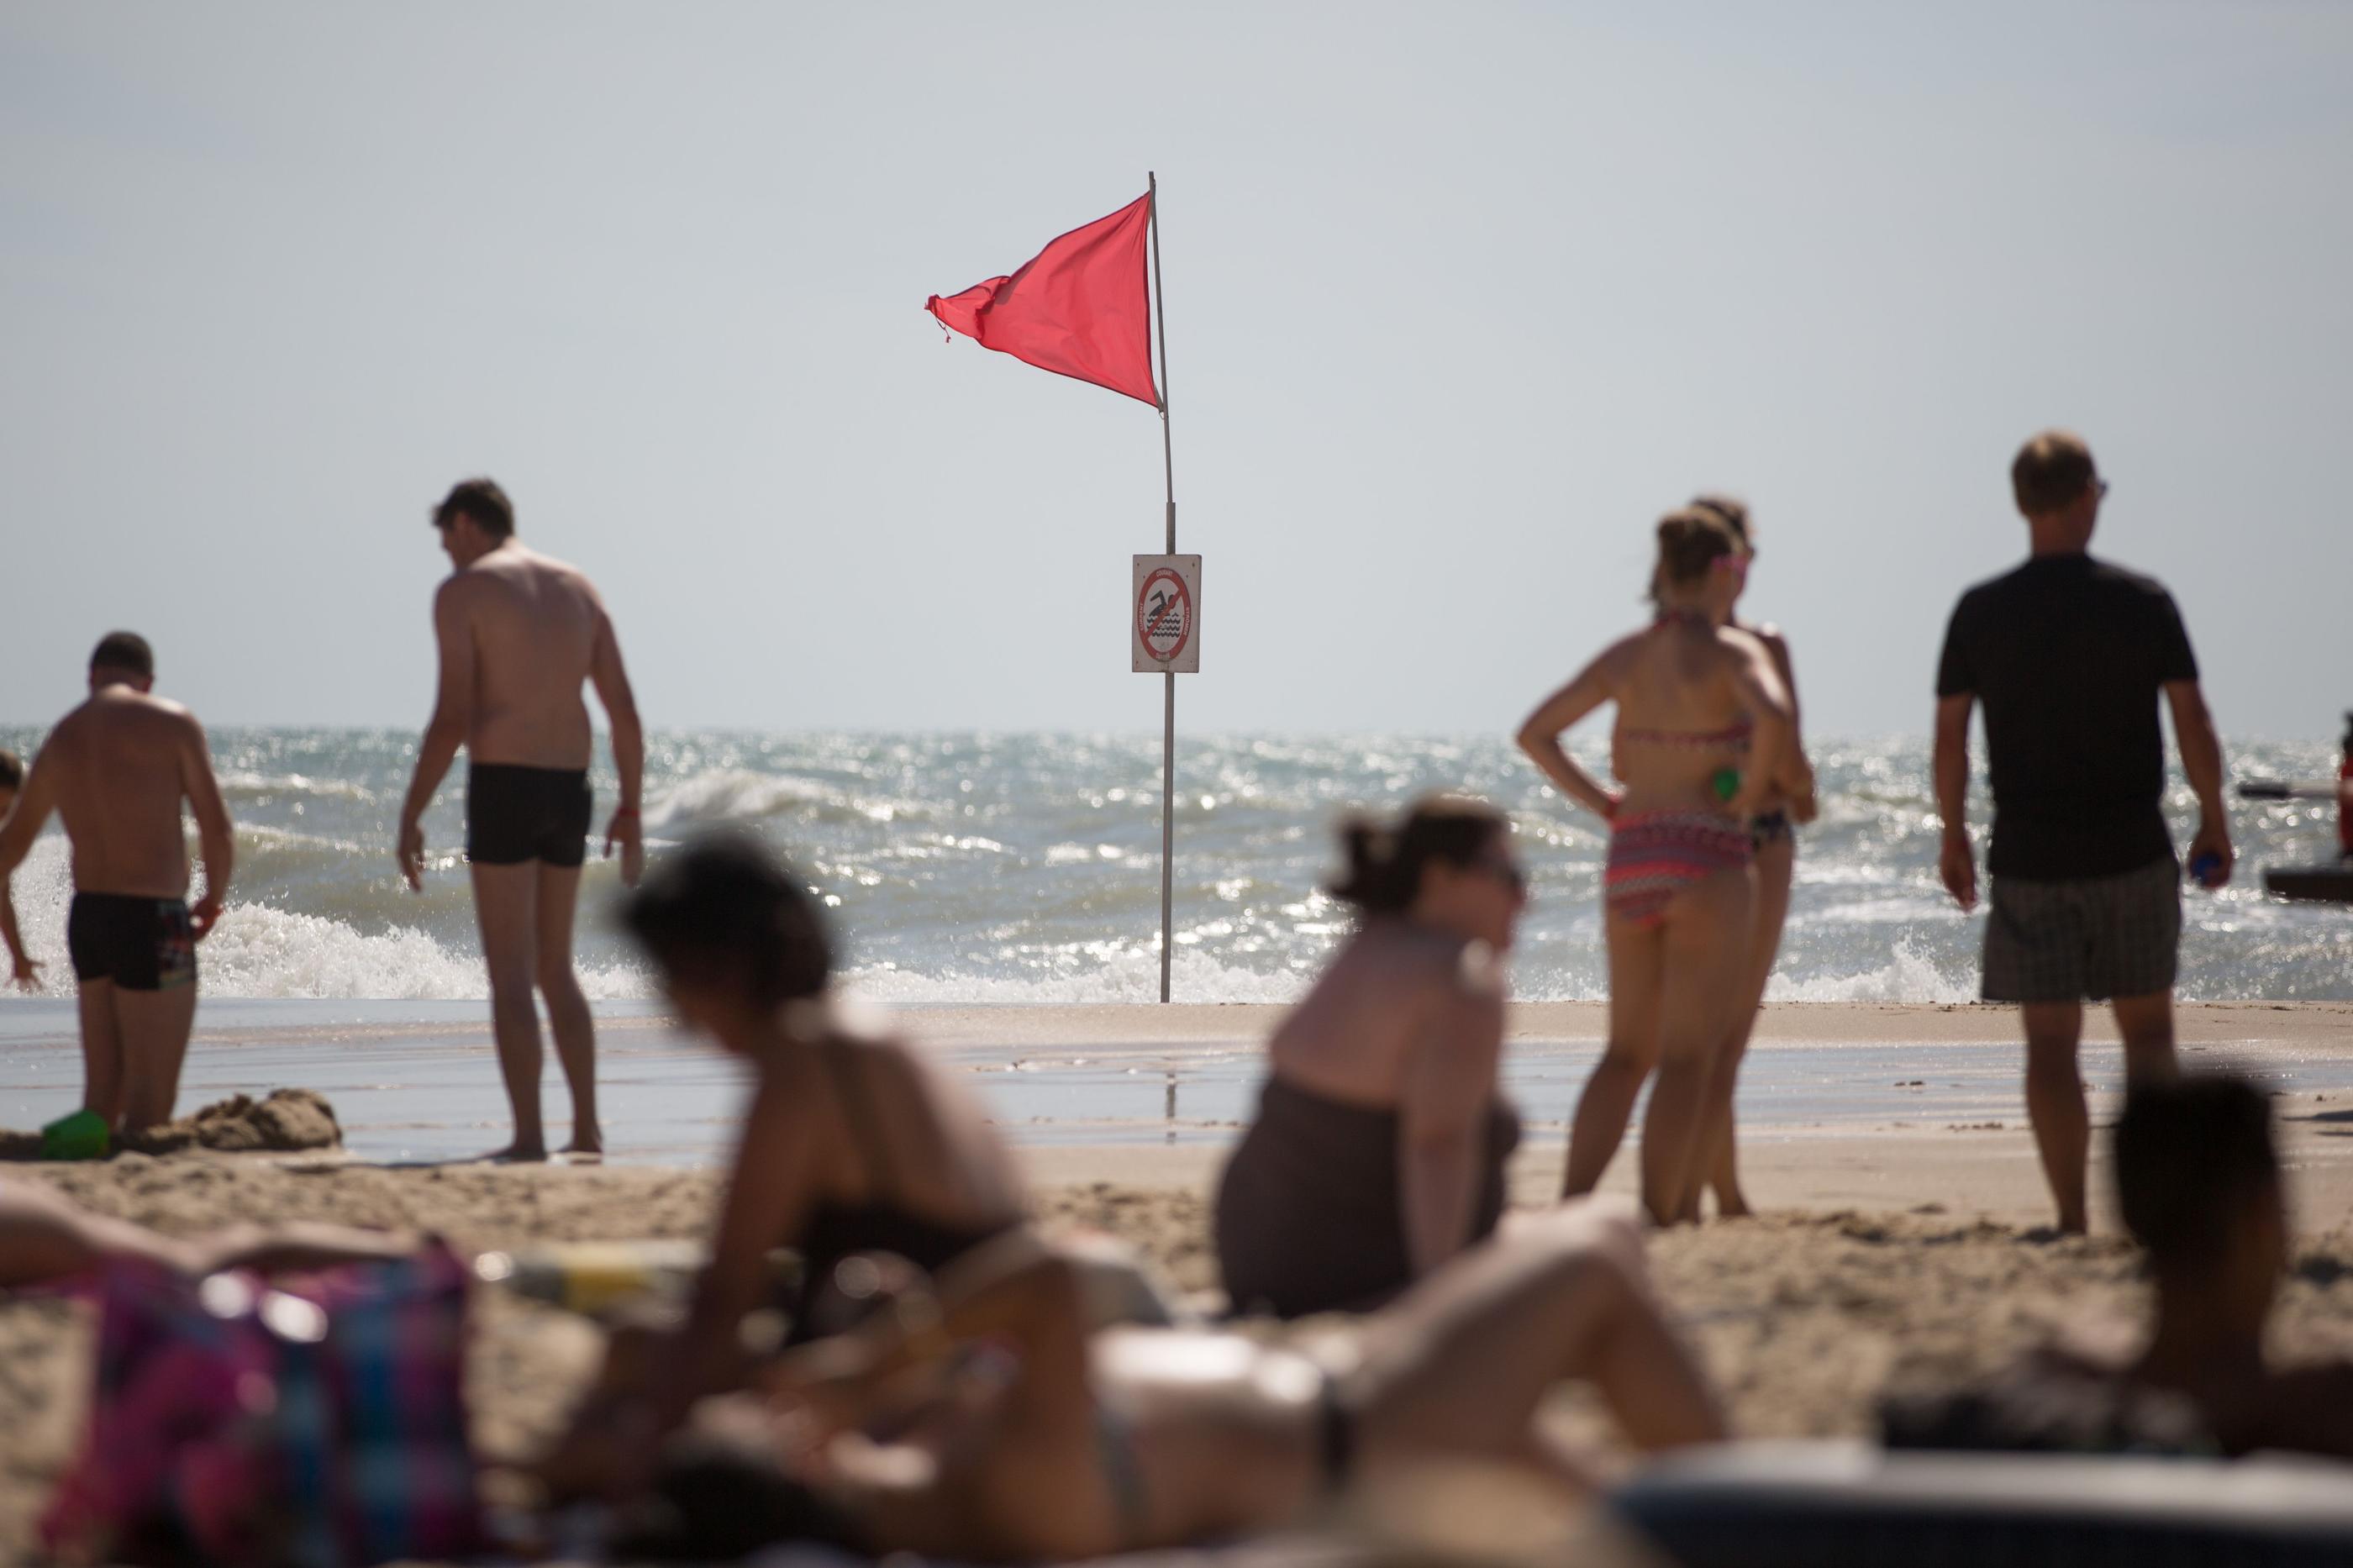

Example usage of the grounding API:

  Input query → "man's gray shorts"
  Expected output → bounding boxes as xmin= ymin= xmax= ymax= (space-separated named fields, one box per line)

xmin=1982 ymin=856 xmax=2182 ymax=1004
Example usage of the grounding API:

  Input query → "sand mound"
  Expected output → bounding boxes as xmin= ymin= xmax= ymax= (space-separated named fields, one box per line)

xmin=123 ymin=1089 xmax=342 ymax=1155
xmin=0 ymin=1089 xmax=343 ymax=1161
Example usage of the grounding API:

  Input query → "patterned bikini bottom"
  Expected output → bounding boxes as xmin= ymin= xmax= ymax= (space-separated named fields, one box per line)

xmin=1604 ymin=810 xmax=1756 ymax=929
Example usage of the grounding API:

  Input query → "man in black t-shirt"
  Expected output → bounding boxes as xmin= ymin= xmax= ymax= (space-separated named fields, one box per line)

xmin=1932 ymin=431 xmax=2233 ymax=1234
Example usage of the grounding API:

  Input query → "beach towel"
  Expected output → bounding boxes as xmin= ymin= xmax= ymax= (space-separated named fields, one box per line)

xmin=41 ymin=1239 xmax=483 ymax=1567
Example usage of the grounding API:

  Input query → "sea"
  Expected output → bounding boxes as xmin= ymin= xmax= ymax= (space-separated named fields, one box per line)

xmin=1 ymin=727 xmax=2345 ymax=1006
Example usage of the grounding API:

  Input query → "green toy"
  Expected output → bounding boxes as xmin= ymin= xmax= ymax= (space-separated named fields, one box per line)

xmin=1711 ymin=767 xmax=1741 ymax=803
xmin=40 ymin=1108 xmax=109 ymax=1161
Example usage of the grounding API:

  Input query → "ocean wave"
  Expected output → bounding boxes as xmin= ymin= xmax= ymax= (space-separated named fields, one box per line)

xmin=645 ymin=768 xmax=934 ymax=833
xmin=197 ymin=905 xmax=650 ymax=1001
xmin=0 ymin=840 xmax=648 ymax=1001
xmin=1766 ymin=937 xmax=1976 ymax=1004
xmin=841 ymin=950 xmax=1311 ymax=1007
xmin=217 ymin=770 xmax=380 ymax=804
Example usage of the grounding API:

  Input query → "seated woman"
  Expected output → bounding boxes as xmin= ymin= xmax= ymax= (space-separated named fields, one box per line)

xmin=620 ymin=1202 xmax=1727 ymax=1564
xmin=566 ymin=834 xmax=1029 ymax=1454
xmin=1887 ymin=1076 xmax=2353 ymax=1460
xmin=1517 ymin=507 xmax=1798 ymax=1223
xmin=1214 ymin=797 xmax=1527 ymax=1318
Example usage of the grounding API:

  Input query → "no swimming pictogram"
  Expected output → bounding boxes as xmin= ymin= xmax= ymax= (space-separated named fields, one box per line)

xmin=1131 ymin=555 xmax=1201 ymax=674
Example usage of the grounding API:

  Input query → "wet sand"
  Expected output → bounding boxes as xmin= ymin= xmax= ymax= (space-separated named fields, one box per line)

xmin=3 ymin=1000 xmax=2352 ymax=1560
xmin=6 ymin=998 xmax=2352 ymax=1184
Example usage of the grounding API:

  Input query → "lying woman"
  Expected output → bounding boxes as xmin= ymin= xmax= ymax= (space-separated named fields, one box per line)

xmin=619 ymin=1202 xmax=1726 ymax=1563
xmin=1214 ymin=797 xmax=1527 ymax=1317
xmin=1518 ymin=506 xmax=1799 ymax=1223
xmin=553 ymin=833 xmax=1029 ymax=1467
xmin=0 ymin=1178 xmax=420 ymax=1288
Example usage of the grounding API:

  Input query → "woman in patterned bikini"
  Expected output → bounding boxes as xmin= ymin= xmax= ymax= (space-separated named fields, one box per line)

xmin=1516 ymin=507 xmax=1798 ymax=1223
xmin=1684 ymin=496 xmax=1817 ymax=1220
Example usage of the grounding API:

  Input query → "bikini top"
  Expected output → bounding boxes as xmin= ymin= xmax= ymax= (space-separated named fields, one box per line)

xmin=1619 ymin=609 xmax=1753 ymax=755
xmin=788 ymin=1040 xmax=1016 ymax=1336
xmin=1616 ymin=718 xmax=1753 ymax=755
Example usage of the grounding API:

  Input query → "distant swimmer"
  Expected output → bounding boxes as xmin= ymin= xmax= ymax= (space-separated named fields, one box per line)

xmin=0 ymin=634 xmax=234 ymax=1130
xmin=1934 ymin=432 xmax=2231 ymax=1235
xmin=396 ymin=479 xmax=645 ymax=1162
xmin=0 ymin=749 xmax=31 ymax=990
xmin=1518 ymin=508 xmax=1798 ymax=1224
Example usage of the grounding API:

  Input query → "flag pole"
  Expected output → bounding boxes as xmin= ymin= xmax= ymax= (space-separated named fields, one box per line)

xmin=1150 ymin=171 xmax=1175 ymax=1005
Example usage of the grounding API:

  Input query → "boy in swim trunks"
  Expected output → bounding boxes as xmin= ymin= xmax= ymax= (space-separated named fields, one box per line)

xmin=397 ymin=479 xmax=645 ymax=1161
xmin=0 ymin=634 xmax=234 ymax=1129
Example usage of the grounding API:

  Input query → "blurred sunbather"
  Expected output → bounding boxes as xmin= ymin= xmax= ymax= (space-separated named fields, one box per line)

xmin=608 ymin=1202 xmax=1724 ymax=1562
xmin=1886 ymin=1075 xmax=2353 ymax=1459
xmin=544 ymin=834 xmax=1029 ymax=1476
xmin=0 ymin=1177 xmax=418 ymax=1289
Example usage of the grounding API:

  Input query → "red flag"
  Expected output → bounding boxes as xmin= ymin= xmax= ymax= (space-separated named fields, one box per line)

xmin=927 ymin=192 xmax=1159 ymax=408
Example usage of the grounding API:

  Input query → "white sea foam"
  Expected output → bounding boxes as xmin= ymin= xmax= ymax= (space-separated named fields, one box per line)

xmin=841 ymin=951 xmax=1312 ymax=1007
xmin=1766 ymin=936 xmax=1976 ymax=1004
xmin=645 ymin=768 xmax=923 ymax=832
xmin=4 ymin=838 xmax=649 ymax=1001
xmin=197 ymin=905 xmax=650 ymax=1001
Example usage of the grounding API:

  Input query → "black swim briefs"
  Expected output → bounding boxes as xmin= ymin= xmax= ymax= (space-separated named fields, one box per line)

xmin=466 ymin=764 xmax=592 ymax=868
xmin=67 ymin=893 xmax=197 ymax=992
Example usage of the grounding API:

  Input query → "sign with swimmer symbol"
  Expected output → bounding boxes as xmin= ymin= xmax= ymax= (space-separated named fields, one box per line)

xmin=1132 ymin=555 xmax=1201 ymax=673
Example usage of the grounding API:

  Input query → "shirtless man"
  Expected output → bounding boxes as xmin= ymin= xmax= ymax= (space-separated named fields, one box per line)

xmin=397 ymin=479 xmax=644 ymax=1161
xmin=0 ymin=634 xmax=234 ymax=1129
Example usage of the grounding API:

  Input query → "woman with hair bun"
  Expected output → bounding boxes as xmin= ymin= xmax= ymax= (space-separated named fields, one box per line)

xmin=1213 ymin=796 xmax=1529 ymax=1318
xmin=1517 ymin=508 xmax=1801 ymax=1223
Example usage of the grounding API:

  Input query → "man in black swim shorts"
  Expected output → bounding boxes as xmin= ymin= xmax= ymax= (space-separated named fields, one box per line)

xmin=397 ymin=480 xmax=644 ymax=1161
xmin=0 ymin=634 xmax=234 ymax=1129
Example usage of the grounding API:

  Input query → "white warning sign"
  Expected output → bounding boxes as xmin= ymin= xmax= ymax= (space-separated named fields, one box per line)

xmin=1131 ymin=554 xmax=1201 ymax=673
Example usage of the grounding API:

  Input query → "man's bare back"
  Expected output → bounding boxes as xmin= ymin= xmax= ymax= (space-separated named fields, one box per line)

xmin=440 ymin=544 xmax=608 ymax=770
xmin=0 ymin=635 xmax=234 ymax=1130
xmin=397 ymin=480 xmax=643 ymax=1161
xmin=43 ymin=690 xmax=218 ymax=901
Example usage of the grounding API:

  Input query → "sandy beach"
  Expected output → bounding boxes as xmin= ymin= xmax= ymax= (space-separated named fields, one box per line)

xmin=4 ymin=999 xmax=2353 ymax=1560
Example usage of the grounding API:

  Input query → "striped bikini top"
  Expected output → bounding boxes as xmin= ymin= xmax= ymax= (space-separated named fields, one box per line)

xmin=1617 ymin=718 xmax=1753 ymax=755
xmin=1620 ymin=608 xmax=1753 ymax=754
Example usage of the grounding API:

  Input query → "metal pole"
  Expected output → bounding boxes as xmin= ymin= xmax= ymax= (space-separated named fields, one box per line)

xmin=1150 ymin=171 xmax=1176 ymax=1004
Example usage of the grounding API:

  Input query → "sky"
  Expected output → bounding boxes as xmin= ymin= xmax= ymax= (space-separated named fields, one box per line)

xmin=1 ymin=2 xmax=2347 ymax=741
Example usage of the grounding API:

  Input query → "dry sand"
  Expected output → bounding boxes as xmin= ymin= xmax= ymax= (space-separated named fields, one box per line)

xmin=3 ymin=1000 xmax=2351 ymax=1560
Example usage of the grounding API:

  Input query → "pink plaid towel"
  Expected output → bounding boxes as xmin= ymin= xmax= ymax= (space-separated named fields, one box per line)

xmin=42 ymin=1239 xmax=485 ymax=1567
